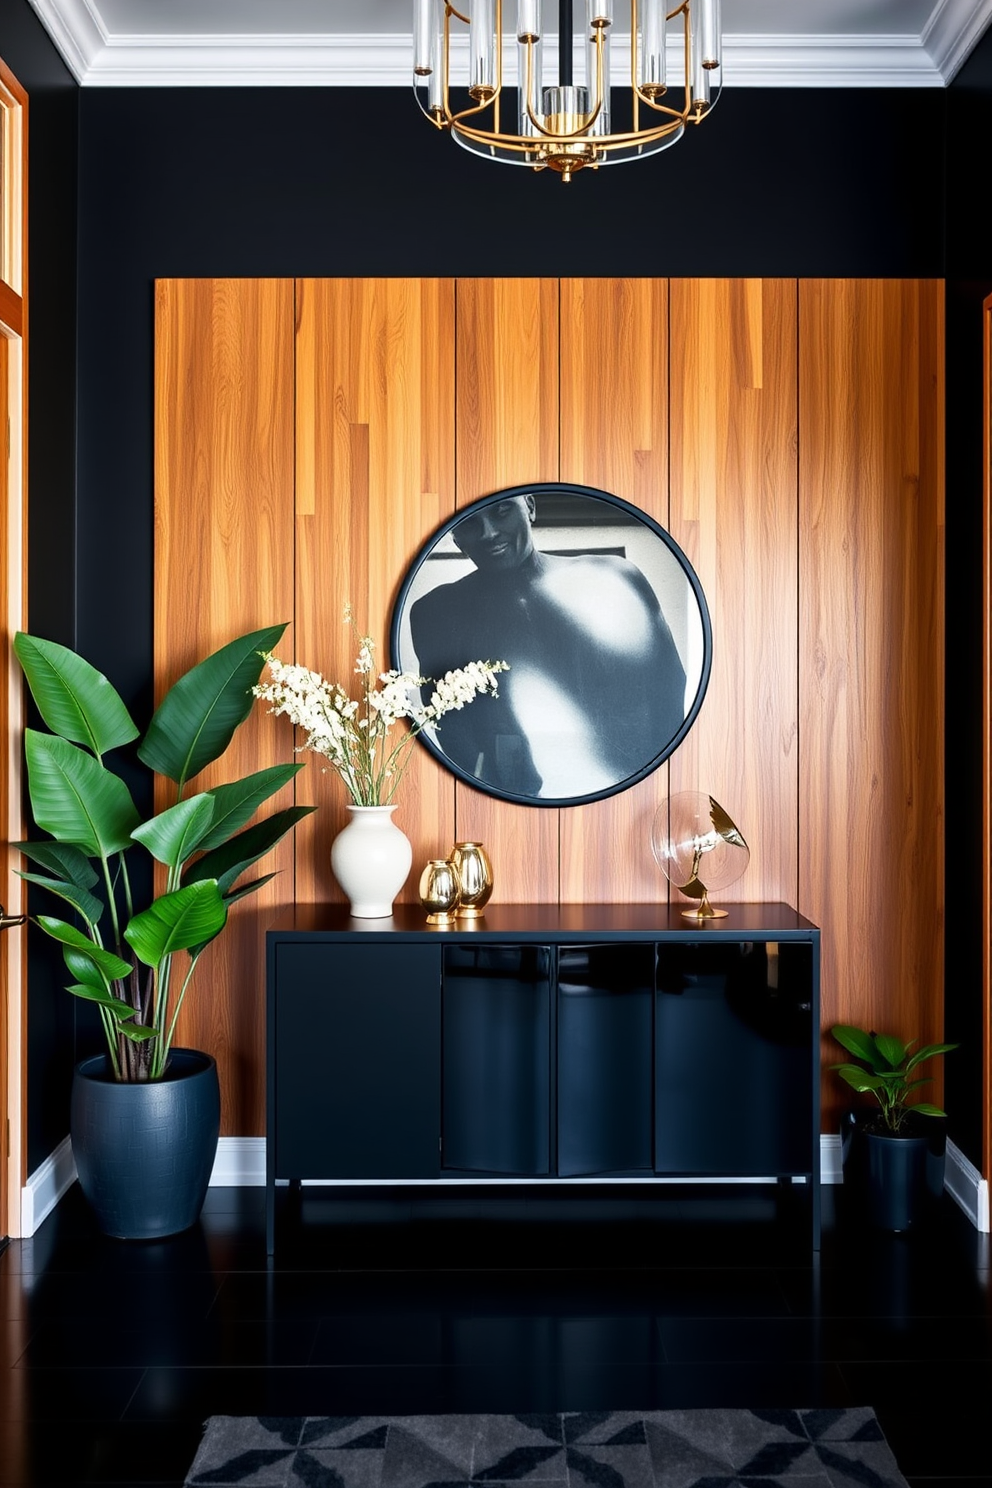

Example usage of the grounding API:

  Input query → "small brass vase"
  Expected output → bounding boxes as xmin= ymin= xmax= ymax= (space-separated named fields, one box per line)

xmin=449 ymin=841 xmax=493 ymax=919
xmin=418 ymin=859 xmax=460 ymax=925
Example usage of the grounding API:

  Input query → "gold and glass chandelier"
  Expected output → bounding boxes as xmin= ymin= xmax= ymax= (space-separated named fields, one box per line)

xmin=413 ymin=0 xmax=722 ymax=182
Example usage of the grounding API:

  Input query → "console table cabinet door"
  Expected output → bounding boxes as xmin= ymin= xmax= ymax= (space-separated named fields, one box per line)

xmin=557 ymin=945 xmax=654 ymax=1176
xmin=654 ymin=940 xmax=814 ymax=1176
xmin=442 ymin=945 xmax=552 ymax=1175
xmin=274 ymin=944 xmax=441 ymax=1179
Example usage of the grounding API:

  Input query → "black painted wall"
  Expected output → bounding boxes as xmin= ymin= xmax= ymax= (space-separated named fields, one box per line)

xmin=5 ymin=0 xmax=992 ymax=1175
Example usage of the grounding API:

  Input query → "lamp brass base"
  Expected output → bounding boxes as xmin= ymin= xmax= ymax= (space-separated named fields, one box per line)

xmin=681 ymin=905 xmax=728 ymax=919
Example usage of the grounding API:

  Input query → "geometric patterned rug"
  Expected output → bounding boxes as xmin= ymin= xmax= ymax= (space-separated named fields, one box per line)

xmin=183 ymin=1408 xmax=909 ymax=1487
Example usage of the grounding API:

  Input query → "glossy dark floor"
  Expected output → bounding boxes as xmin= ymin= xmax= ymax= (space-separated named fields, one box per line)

xmin=1 ymin=1181 xmax=989 ymax=1488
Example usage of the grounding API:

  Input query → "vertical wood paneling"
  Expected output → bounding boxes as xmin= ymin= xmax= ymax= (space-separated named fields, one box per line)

xmin=153 ymin=276 xmax=945 ymax=1141
xmin=799 ymin=279 xmax=945 ymax=1126
xmin=154 ymin=279 xmax=296 ymax=1136
xmin=558 ymin=278 xmax=672 ymax=903
xmin=668 ymin=280 xmax=800 ymax=908
xmin=454 ymin=279 xmax=560 ymax=904
xmin=294 ymin=279 xmax=457 ymax=902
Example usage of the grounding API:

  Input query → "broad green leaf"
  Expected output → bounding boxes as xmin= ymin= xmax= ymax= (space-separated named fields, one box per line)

xmin=223 ymin=872 xmax=277 ymax=907
xmin=16 ymin=871 xmax=104 ymax=927
xmin=905 ymin=1041 xmax=958 ymax=1071
xmin=186 ymin=873 xmax=279 ymax=959
xmin=67 ymin=983 xmax=137 ymax=1017
xmin=37 ymin=916 xmax=132 ymax=981
xmin=131 ymin=793 xmax=215 ymax=869
xmin=197 ymin=764 xmax=304 ymax=852
xmin=123 ymin=880 xmax=227 ymax=966
xmin=138 ymin=625 xmax=287 ymax=790
xmin=833 ymin=1065 xmax=886 ymax=1092
xmin=830 ymin=1025 xmax=882 ymax=1067
xmin=118 ymin=1022 xmax=157 ymax=1043
xmin=16 ymin=840 xmax=99 ymax=889
xmin=64 ymin=945 xmax=108 ymax=990
xmin=909 ymin=1102 xmax=947 ymax=1117
xmin=14 ymin=632 xmax=139 ymax=756
xmin=25 ymin=731 xmax=140 ymax=858
xmin=184 ymin=806 xmax=314 ymax=895
xmin=873 ymin=1033 xmax=907 ymax=1070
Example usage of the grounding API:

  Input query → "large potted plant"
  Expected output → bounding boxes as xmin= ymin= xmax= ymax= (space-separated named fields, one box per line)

xmin=14 ymin=624 xmax=312 ymax=1239
xmin=830 ymin=1024 xmax=957 ymax=1232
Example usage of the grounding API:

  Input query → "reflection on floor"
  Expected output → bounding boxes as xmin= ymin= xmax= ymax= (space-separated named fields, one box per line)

xmin=0 ymin=1181 xmax=989 ymax=1487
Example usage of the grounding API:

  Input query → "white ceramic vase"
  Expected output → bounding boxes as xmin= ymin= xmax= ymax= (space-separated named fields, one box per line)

xmin=330 ymin=804 xmax=413 ymax=918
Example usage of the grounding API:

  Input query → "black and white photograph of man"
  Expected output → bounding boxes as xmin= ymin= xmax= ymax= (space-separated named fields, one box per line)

xmin=394 ymin=488 xmax=708 ymax=803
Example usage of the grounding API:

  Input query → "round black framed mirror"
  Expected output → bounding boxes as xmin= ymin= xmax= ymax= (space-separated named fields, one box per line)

xmin=390 ymin=483 xmax=712 ymax=807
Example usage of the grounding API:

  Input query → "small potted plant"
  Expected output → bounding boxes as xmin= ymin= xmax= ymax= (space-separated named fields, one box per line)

xmin=830 ymin=1024 xmax=957 ymax=1232
xmin=14 ymin=624 xmax=313 ymax=1239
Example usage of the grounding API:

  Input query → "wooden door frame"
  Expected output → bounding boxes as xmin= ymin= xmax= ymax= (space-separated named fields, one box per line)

xmin=0 ymin=52 xmax=27 ymax=1240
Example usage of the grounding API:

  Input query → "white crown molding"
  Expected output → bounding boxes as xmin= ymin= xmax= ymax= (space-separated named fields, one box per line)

xmin=925 ymin=0 xmax=992 ymax=83
xmin=25 ymin=0 xmax=992 ymax=88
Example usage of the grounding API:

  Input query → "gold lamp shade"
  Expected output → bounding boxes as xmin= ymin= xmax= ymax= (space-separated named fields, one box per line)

xmin=651 ymin=792 xmax=749 ymax=919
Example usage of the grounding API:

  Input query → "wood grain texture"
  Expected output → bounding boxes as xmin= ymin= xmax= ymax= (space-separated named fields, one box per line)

xmin=153 ymin=276 xmax=945 ymax=1142
xmin=798 ymin=279 xmax=945 ymax=1127
xmin=453 ymin=279 xmax=561 ymax=904
xmin=293 ymin=278 xmax=457 ymax=902
xmin=154 ymin=279 xmax=297 ymax=1136
xmin=668 ymin=280 xmax=800 ymax=912
xmin=558 ymin=278 xmax=672 ymax=904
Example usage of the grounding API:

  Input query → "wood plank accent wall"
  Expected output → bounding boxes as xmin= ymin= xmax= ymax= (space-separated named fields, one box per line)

xmin=294 ymin=279 xmax=457 ymax=907
xmin=669 ymin=280 xmax=800 ymax=909
xmin=154 ymin=277 xmax=945 ymax=1137
xmin=153 ymin=280 xmax=297 ymax=1135
xmin=798 ymin=280 xmax=945 ymax=1120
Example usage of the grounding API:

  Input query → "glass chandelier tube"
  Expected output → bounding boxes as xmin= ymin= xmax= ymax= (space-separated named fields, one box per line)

xmin=517 ymin=0 xmax=540 ymax=42
xmin=470 ymin=0 xmax=497 ymax=100
xmin=414 ymin=0 xmax=433 ymax=75
xmin=700 ymin=0 xmax=722 ymax=70
xmin=638 ymin=0 xmax=666 ymax=97
xmin=518 ymin=36 xmax=544 ymax=136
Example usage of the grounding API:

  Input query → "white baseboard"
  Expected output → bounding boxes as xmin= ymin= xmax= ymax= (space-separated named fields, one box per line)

xmin=944 ymin=1138 xmax=990 ymax=1232
xmin=19 ymin=1133 xmax=984 ymax=1228
xmin=209 ymin=1135 xmax=267 ymax=1186
xmin=820 ymin=1133 xmax=843 ymax=1184
xmin=20 ymin=1136 xmax=77 ymax=1237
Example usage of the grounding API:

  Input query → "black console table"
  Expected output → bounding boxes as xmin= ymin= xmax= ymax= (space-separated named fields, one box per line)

xmin=265 ymin=903 xmax=821 ymax=1252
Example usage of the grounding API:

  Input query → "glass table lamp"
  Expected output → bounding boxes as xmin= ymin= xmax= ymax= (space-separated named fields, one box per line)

xmin=651 ymin=791 xmax=749 ymax=919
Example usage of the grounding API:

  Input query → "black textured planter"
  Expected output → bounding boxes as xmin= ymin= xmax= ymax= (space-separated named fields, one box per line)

xmin=70 ymin=1049 xmax=220 ymax=1239
xmin=840 ymin=1109 xmax=946 ymax=1232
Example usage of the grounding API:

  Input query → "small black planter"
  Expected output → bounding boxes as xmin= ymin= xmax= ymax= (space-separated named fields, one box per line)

xmin=70 ymin=1049 xmax=220 ymax=1240
xmin=840 ymin=1109 xmax=946 ymax=1232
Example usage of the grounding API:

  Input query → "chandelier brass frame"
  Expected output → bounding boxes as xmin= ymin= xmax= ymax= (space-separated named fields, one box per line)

xmin=414 ymin=0 xmax=722 ymax=181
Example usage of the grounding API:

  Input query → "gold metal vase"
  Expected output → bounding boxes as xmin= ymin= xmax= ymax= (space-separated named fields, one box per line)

xmin=418 ymin=859 xmax=460 ymax=926
xmin=449 ymin=841 xmax=493 ymax=919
